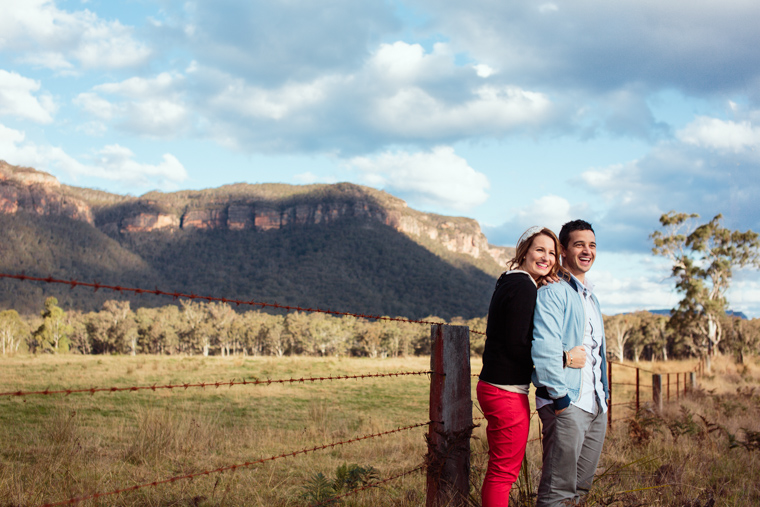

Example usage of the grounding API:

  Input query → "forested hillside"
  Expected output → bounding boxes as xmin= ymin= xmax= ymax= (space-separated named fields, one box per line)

xmin=0 ymin=162 xmax=510 ymax=320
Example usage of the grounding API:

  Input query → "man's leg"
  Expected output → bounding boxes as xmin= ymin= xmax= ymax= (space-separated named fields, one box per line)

xmin=536 ymin=405 xmax=593 ymax=507
xmin=576 ymin=404 xmax=607 ymax=497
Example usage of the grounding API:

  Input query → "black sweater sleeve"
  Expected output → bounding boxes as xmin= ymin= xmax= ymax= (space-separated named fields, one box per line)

xmin=478 ymin=272 xmax=537 ymax=386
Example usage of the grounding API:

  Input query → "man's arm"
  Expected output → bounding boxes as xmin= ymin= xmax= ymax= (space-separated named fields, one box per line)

xmin=532 ymin=285 xmax=571 ymax=410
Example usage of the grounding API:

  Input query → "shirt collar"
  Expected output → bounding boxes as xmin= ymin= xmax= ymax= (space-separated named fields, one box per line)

xmin=504 ymin=269 xmax=538 ymax=288
xmin=568 ymin=272 xmax=594 ymax=295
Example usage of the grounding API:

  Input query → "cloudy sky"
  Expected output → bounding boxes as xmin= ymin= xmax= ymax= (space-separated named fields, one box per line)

xmin=2 ymin=0 xmax=760 ymax=316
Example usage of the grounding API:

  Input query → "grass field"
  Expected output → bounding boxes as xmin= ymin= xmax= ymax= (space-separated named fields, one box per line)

xmin=1 ymin=354 xmax=759 ymax=506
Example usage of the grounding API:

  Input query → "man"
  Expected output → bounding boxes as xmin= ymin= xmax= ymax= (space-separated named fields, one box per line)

xmin=531 ymin=219 xmax=609 ymax=506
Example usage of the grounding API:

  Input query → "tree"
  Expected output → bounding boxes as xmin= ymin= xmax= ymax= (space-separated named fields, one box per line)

xmin=603 ymin=313 xmax=640 ymax=362
xmin=651 ymin=212 xmax=760 ymax=371
xmin=0 ymin=310 xmax=28 ymax=355
xmin=32 ymin=297 xmax=72 ymax=353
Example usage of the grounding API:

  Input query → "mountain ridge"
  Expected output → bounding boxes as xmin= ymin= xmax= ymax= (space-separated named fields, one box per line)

xmin=0 ymin=161 xmax=513 ymax=320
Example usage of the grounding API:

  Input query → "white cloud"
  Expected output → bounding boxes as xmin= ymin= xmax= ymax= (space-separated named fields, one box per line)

xmin=369 ymin=42 xmax=455 ymax=85
xmin=0 ymin=70 xmax=57 ymax=124
xmin=75 ymin=74 xmax=189 ymax=137
xmin=0 ymin=0 xmax=150 ymax=70
xmin=93 ymin=145 xmax=187 ymax=185
xmin=677 ymin=116 xmax=760 ymax=153
xmin=210 ymin=76 xmax=332 ymax=120
xmin=370 ymin=85 xmax=552 ymax=139
xmin=73 ymin=92 xmax=120 ymax=120
xmin=0 ymin=122 xmax=187 ymax=189
xmin=473 ymin=64 xmax=495 ymax=78
xmin=538 ymin=3 xmax=559 ymax=14
xmin=345 ymin=146 xmax=489 ymax=211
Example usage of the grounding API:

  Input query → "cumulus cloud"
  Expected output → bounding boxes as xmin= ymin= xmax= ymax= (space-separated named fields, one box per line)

xmin=74 ymin=73 xmax=189 ymax=137
xmin=168 ymin=0 xmax=399 ymax=85
xmin=0 ymin=70 xmax=57 ymax=123
xmin=0 ymin=122 xmax=187 ymax=189
xmin=92 ymin=145 xmax=187 ymax=186
xmin=410 ymin=0 xmax=760 ymax=96
xmin=483 ymin=195 xmax=590 ymax=246
xmin=0 ymin=0 xmax=150 ymax=70
xmin=369 ymin=85 xmax=553 ymax=140
xmin=573 ymin=109 xmax=760 ymax=253
xmin=344 ymin=146 xmax=489 ymax=211
xmin=677 ymin=116 xmax=760 ymax=153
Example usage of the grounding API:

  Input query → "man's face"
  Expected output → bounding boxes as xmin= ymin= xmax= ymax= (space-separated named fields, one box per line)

xmin=561 ymin=229 xmax=596 ymax=278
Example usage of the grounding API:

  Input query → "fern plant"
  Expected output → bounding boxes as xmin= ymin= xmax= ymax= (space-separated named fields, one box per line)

xmin=302 ymin=463 xmax=379 ymax=505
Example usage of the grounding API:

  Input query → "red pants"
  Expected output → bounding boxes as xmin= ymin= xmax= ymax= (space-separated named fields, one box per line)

xmin=476 ymin=381 xmax=531 ymax=507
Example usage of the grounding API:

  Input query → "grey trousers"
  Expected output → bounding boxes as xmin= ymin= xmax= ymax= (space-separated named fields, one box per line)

xmin=535 ymin=403 xmax=607 ymax=507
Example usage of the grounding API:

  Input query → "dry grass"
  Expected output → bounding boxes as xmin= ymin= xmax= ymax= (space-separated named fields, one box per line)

xmin=0 ymin=354 xmax=758 ymax=506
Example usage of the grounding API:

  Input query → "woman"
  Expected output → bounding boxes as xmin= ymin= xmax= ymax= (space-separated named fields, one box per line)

xmin=477 ymin=226 xmax=585 ymax=507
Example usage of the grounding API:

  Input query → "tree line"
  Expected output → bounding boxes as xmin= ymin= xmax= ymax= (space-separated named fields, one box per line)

xmin=2 ymin=295 xmax=758 ymax=363
xmin=0 ymin=297 xmax=486 ymax=358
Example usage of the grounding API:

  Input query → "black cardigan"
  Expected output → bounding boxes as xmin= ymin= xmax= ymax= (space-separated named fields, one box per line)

xmin=478 ymin=271 xmax=536 ymax=386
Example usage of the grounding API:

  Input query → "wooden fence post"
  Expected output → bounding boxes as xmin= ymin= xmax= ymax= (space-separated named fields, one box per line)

xmin=688 ymin=372 xmax=696 ymax=392
xmin=607 ymin=361 xmax=612 ymax=429
xmin=652 ymin=374 xmax=662 ymax=413
xmin=426 ymin=324 xmax=472 ymax=507
xmin=635 ymin=368 xmax=640 ymax=413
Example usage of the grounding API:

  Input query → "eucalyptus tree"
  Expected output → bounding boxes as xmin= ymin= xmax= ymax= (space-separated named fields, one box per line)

xmin=651 ymin=211 xmax=760 ymax=371
xmin=0 ymin=309 xmax=28 ymax=355
xmin=32 ymin=297 xmax=72 ymax=353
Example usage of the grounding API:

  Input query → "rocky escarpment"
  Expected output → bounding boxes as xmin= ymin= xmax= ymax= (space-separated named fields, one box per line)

xmin=0 ymin=161 xmax=511 ymax=268
xmin=0 ymin=161 xmax=94 ymax=224
xmin=111 ymin=199 xmax=510 ymax=267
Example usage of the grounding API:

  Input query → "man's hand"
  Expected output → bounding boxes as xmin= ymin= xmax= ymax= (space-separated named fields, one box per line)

xmin=566 ymin=345 xmax=587 ymax=369
xmin=554 ymin=407 xmax=568 ymax=415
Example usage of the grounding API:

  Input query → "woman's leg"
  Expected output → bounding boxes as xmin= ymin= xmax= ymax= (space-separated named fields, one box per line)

xmin=477 ymin=381 xmax=530 ymax=507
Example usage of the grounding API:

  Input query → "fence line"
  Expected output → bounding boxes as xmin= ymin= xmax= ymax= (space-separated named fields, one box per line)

xmin=35 ymin=421 xmax=432 ymax=507
xmin=1 ymin=370 xmax=434 ymax=398
xmin=0 ymin=272 xmax=486 ymax=335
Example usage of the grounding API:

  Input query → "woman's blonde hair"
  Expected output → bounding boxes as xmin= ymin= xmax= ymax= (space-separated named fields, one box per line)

xmin=506 ymin=226 xmax=561 ymax=278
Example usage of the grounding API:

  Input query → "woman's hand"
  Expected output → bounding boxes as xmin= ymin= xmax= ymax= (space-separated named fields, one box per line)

xmin=566 ymin=345 xmax=586 ymax=369
xmin=537 ymin=273 xmax=561 ymax=286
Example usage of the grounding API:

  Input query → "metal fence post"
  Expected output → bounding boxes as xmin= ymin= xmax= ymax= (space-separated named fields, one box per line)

xmin=426 ymin=324 xmax=472 ymax=507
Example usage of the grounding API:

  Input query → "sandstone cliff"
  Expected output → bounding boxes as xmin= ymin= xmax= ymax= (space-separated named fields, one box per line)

xmin=0 ymin=161 xmax=511 ymax=268
xmin=0 ymin=161 xmax=94 ymax=224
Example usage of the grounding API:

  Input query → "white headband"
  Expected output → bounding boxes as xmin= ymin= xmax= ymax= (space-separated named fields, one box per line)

xmin=516 ymin=226 xmax=543 ymax=250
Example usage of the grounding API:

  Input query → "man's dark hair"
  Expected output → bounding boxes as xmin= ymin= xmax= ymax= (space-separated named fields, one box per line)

xmin=559 ymin=219 xmax=595 ymax=249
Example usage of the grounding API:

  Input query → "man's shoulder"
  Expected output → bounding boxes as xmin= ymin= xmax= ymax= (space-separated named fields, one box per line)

xmin=537 ymin=277 xmax=574 ymax=296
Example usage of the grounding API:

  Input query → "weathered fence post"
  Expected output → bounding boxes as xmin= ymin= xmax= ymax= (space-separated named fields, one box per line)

xmin=676 ymin=373 xmax=680 ymax=400
xmin=607 ymin=361 xmax=613 ymax=429
xmin=667 ymin=373 xmax=670 ymax=401
xmin=688 ymin=372 xmax=697 ymax=392
xmin=652 ymin=374 xmax=663 ymax=413
xmin=426 ymin=324 xmax=472 ymax=507
xmin=635 ymin=368 xmax=640 ymax=413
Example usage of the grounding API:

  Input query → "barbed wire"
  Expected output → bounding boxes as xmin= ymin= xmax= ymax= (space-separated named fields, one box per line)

xmin=311 ymin=464 xmax=425 ymax=507
xmin=36 ymin=421 xmax=432 ymax=507
xmin=1 ymin=370 xmax=434 ymax=398
xmin=0 ymin=272 xmax=486 ymax=335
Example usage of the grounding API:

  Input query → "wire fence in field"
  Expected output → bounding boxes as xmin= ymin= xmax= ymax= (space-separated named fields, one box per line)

xmin=1 ymin=271 xmax=704 ymax=506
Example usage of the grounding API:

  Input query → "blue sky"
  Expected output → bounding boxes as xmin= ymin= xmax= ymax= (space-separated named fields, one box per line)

xmin=2 ymin=0 xmax=760 ymax=317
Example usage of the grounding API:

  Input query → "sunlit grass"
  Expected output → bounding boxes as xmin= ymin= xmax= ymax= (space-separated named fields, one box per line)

xmin=1 ymin=354 xmax=758 ymax=506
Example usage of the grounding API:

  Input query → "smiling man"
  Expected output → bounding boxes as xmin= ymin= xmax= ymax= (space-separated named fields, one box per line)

xmin=531 ymin=220 xmax=609 ymax=506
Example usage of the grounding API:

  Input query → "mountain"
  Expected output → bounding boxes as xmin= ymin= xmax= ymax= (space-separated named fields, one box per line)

xmin=0 ymin=161 xmax=513 ymax=320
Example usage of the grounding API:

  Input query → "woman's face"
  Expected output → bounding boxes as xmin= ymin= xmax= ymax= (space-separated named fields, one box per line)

xmin=519 ymin=233 xmax=556 ymax=280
